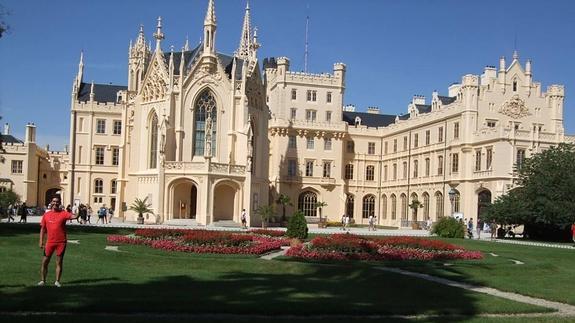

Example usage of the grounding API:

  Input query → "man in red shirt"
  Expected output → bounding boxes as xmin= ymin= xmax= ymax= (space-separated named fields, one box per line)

xmin=38 ymin=197 xmax=79 ymax=287
xmin=572 ymin=223 xmax=575 ymax=246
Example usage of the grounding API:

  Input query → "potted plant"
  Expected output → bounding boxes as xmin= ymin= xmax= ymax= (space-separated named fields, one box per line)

xmin=408 ymin=199 xmax=424 ymax=229
xmin=315 ymin=201 xmax=328 ymax=228
xmin=276 ymin=194 xmax=292 ymax=224
xmin=255 ymin=205 xmax=274 ymax=229
xmin=129 ymin=197 xmax=153 ymax=225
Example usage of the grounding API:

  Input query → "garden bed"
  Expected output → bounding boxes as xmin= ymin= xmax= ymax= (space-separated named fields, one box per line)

xmin=286 ymin=234 xmax=483 ymax=261
xmin=108 ymin=228 xmax=288 ymax=255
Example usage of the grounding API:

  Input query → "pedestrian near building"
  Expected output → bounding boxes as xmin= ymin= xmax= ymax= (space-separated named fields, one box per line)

xmin=467 ymin=218 xmax=474 ymax=239
xmin=97 ymin=205 xmax=108 ymax=224
xmin=38 ymin=197 xmax=80 ymax=287
xmin=476 ymin=218 xmax=483 ymax=240
xmin=7 ymin=203 xmax=15 ymax=222
xmin=86 ymin=205 xmax=92 ymax=224
xmin=240 ymin=209 xmax=247 ymax=229
xmin=571 ymin=223 xmax=575 ymax=246
xmin=18 ymin=202 xmax=28 ymax=223
xmin=368 ymin=214 xmax=375 ymax=231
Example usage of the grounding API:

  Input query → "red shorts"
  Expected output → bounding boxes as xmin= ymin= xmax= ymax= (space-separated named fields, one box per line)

xmin=44 ymin=243 xmax=67 ymax=257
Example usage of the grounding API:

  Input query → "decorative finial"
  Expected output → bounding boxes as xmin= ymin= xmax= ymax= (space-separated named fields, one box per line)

xmin=153 ymin=16 xmax=164 ymax=51
xmin=204 ymin=0 xmax=216 ymax=26
xmin=184 ymin=35 xmax=190 ymax=51
xmin=513 ymin=50 xmax=519 ymax=60
xmin=237 ymin=0 xmax=252 ymax=59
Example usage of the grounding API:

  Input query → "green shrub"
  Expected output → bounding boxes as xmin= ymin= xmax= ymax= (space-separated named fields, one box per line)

xmin=286 ymin=211 xmax=308 ymax=239
xmin=431 ymin=216 xmax=465 ymax=238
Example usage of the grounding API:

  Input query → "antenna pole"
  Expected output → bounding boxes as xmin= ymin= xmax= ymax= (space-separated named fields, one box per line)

xmin=304 ymin=14 xmax=309 ymax=73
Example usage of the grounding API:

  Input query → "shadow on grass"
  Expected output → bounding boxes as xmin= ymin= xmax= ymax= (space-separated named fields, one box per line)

xmin=0 ymin=223 xmax=133 ymax=237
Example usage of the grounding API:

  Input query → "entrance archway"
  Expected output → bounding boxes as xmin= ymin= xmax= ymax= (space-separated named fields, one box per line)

xmin=213 ymin=182 xmax=237 ymax=221
xmin=477 ymin=189 xmax=492 ymax=220
xmin=44 ymin=188 xmax=61 ymax=207
xmin=171 ymin=180 xmax=197 ymax=219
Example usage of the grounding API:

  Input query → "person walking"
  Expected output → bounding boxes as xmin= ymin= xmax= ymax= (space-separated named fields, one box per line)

xmin=38 ymin=197 xmax=79 ymax=287
xmin=86 ymin=205 xmax=92 ymax=224
xmin=97 ymin=205 xmax=108 ymax=224
xmin=368 ymin=214 xmax=375 ymax=231
xmin=467 ymin=218 xmax=474 ymax=239
xmin=240 ymin=209 xmax=247 ymax=229
xmin=344 ymin=214 xmax=350 ymax=231
xmin=18 ymin=202 xmax=28 ymax=223
xmin=476 ymin=218 xmax=483 ymax=240
xmin=571 ymin=223 xmax=575 ymax=247
xmin=7 ymin=203 xmax=15 ymax=222
xmin=490 ymin=220 xmax=497 ymax=240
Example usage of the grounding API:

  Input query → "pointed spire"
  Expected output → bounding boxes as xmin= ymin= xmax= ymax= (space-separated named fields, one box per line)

xmin=137 ymin=24 xmax=145 ymax=45
xmin=513 ymin=50 xmax=519 ymax=61
xmin=237 ymin=1 xmax=251 ymax=59
xmin=75 ymin=50 xmax=84 ymax=90
xmin=204 ymin=0 xmax=216 ymax=26
xmin=184 ymin=35 xmax=190 ymax=51
xmin=89 ymin=81 xmax=95 ymax=101
xmin=179 ymin=47 xmax=186 ymax=77
xmin=153 ymin=17 xmax=165 ymax=52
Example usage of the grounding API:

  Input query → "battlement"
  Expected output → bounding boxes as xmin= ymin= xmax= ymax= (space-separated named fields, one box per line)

xmin=546 ymin=84 xmax=565 ymax=97
xmin=74 ymin=100 xmax=124 ymax=112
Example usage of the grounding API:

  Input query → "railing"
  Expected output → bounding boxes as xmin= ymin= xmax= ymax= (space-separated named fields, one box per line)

xmin=163 ymin=161 xmax=246 ymax=176
xmin=400 ymin=220 xmax=428 ymax=229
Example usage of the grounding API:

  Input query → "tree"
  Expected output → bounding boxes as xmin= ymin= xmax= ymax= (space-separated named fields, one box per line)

xmin=255 ymin=205 xmax=274 ymax=228
xmin=315 ymin=201 xmax=327 ymax=227
xmin=0 ymin=4 xmax=10 ymax=39
xmin=276 ymin=194 xmax=292 ymax=222
xmin=129 ymin=197 xmax=153 ymax=224
xmin=0 ymin=189 xmax=20 ymax=210
xmin=286 ymin=210 xmax=308 ymax=239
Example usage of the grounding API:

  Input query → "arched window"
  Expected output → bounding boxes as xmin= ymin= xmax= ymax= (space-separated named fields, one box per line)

xmin=362 ymin=195 xmax=375 ymax=219
xmin=435 ymin=191 xmax=444 ymax=218
xmin=298 ymin=191 xmax=317 ymax=217
xmin=149 ymin=113 xmax=158 ymax=169
xmin=346 ymin=194 xmax=354 ymax=218
xmin=453 ymin=189 xmax=461 ymax=213
xmin=390 ymin=194 xmax=397 ymax=220
xmin=382 ymin=194 xmax=388 ymax=219
xmin=193 ymin=89 xmax=217 ymax=156
xmin=94 ymin=179 xmax=103 ymax=194
xmin=513 ymin=80 xmax=517 ymax=92
xmin=400 ymin=193 xmax=407 ymax=220
xmin=422 ymin=192 xmax=430 ymax=220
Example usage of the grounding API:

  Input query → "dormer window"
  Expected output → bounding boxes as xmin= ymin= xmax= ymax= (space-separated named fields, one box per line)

xmin=354 ymin=116 xmax=361 ymax=126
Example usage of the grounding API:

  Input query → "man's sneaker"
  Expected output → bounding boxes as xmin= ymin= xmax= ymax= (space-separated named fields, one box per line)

xmin=37 ymin=280 xmax=45 ymax=286
xmin=54 ymin=281 xmax=61 ymax=287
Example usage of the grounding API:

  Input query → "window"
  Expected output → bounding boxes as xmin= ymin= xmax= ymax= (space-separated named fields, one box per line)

xmin=413 ymin=160 xmax=418 ymax=178
xmin=111 ymin=179 xmax=117 ymax=194
xmin=149 ymin=113 xmax=158 ymax=167
xmin=452 ymin=153 xmax=459 ymax=173
xmin=112 ymin=147 xmax=119 ymax=166
xmin=475 ymin=150 xmax=482 ymax=171
xmin=362 ymin=195 xmax=375 ymax=219
xmin=422 ymin=193 xmax=430 ymax=220
xmin=288 ymin=136 xmax=297 ymax=149
xmin=94 ymin=179 xmax=103 ymax=194
xmin=77 ymin=146 xmax=83 ymax=164
xmin=96 ymin=119 xmax=106 ymax=134
xmin=486 ymin=148 xmax=493 ymax=170
xmin=305 ymin=109 xmax=317 ymax=121
xmin=425 ymin=130 xmax=430 ymax=145
xmin=454 ymin=122 xmax=460 ymax=139
xmin=287 ymin=159 xmax=297 ymax=176
xmin=454 ymin=190 xmax=461 ymax=213
xmin=113 ymin=120 xmax=122 ymax=135
xmin=193 ymin=90 xmax=217 ymax=157
xmin=384 ymin=142 xmax=388 ymax=154
xmin=382 ymin=195 xmax=388 ymax=219
xmin=346 ymin=195 xmax=354 ymax=218
xmin=306 ymin=90 xmax=317 ymax=102
xmin=291 ymin=89 xmax=297 ymax=100
xmin=366 ymin=165 xmax=375 ymax=181
xmin=306 ymin=137 xmax=314 ymax=150
xmin=322 ymin=161 xmax=332 ymax=178
xmin=290 ymin=108 xmax=297 ymax=120
xmin=368 ymin=142 xmax=375 ymax=155
xmin=414 ymin=133 xmax=419 ymax=148
xmin=93 ymin=196 xmax=103 ymax=204
xmin=391 ymin=194 xmax=397 ymax=220
xmin=78 ymin=117 xmax=84 ymax=132
xmin=11 ymin=160 xmax=23 ymax=174
xmin=383 ymin=165 xmax=388 ymax=181
xmin=435 ymin=191 xmax=444 ymax=218
xmin=346 ymin=141 xmax=355 ymax=153
xmin=298 ymin=191 xmax=317 ymax=217
xmin=438 ymin=156 xmax=444 ymax=175
xmin=400 ymin=194 xmax=407 ymax=220
xmin=326 ymin=92 xmax=332 ymax=103
xmin=326 ymin=111 xmax=332 ymax=122
xmin=487 ymin=120 xmax=497 ymax=128
xmin=305 ymin=160 xmax=314 ymax=176
xmin=513 ymin=80 xmax=517 ymax=92
xmin=425 ymin=158 xmax=430 ymax=176
xmin=345 ymin=164 xmax=354 ymax=180
xmin=403 ymin=136 xmax=408 ymax=151
xmin=393 ymin=163 xmax=397 ymax=180
xmin=438 ymin=126 xmax=444 ymax=142
xmin=393 ymin=139 xmax=397 ymax=152
xmin=402 ymin=161 xmax=408 ymax=179
xmin=324 ymin=138 xmax=332 ymax=151
xmin=95 ymin=146 xmax=105 ymax=165
xmin=516 ymin=149 xmax=526 ymax=170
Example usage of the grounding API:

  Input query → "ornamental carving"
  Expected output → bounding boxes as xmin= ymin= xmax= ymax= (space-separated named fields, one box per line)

xmin=499 ymin=95 xmax=530 ymax=119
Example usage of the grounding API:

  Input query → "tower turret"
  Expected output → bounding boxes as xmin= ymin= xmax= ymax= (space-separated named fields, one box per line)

xmin=498 ymin=56 xmax=506 ymax=92
xmin=201 ymin=0 xmax=217 ymax=70
xmin=128 ymin=24 xmax=150 ymax=92
xmin=74 ymin=51 xmax=84 ymax=92
xmin=237 ymin=1 xmax=252 ymax=59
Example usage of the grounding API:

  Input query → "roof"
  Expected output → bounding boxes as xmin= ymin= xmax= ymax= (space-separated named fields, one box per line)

xmin=164 ymin=45 xmax=245 ymax=80
xmin=262 ymin=57 xmax=278 ymax=69
xmin=438 ymin=96 xmax=456 ymax=105
xmin=342 ymin=111 xmax=397 ymax=128
xmin=415 ymin=104 xmax=432 ymax=114
xmin=77 ymin=83 xmax=127 ymax=102
xmin=0 ymin=134 xmax=23 ymax=144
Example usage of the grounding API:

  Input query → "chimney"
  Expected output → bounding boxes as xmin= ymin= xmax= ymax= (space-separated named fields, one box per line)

xmin=25 ymin=123 xmax=37 ymax=143
xmin=343 ymin=104 xmax=356 ymax=112
xmin=3 ymin=123 xmax=10 ymax=135
xmin=367 ymin=106 xmax=380 ymax=114
xmin=412 ymin=95 xmax=425 ymax=105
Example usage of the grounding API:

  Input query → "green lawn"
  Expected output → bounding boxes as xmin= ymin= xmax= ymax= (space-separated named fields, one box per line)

xmin=0 ymin=224 xmax=569 ymax=323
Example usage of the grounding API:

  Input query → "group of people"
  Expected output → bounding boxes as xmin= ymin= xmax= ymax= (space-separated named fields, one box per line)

xmin=340 ymin=214 xmax=351 ymax=231
xmin=462 ymin=218 xmax=498 ymax=240
xmin=4 ymin=202 xmax=29 ymax=223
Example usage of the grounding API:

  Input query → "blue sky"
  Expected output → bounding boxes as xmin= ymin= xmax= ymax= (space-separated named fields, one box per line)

xmin=1 ymin=0 xmax=574 ymax=150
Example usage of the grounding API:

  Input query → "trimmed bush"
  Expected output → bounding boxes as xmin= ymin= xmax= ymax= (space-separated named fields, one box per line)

xmin=286 ymin=211 xmax=308 ymax=239
xmin=431 ymin=216 xmax=465 ymax=238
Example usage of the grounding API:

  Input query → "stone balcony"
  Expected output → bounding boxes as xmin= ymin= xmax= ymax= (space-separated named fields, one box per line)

xmin=163 ymin=161 xmax=246 ymax=176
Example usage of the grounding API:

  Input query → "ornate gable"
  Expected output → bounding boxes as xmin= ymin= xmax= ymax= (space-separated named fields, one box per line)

xmin=499 ymin=94 xmax=530 ymax=119
xmin=141 ymin=53 xmax=170 ymax=103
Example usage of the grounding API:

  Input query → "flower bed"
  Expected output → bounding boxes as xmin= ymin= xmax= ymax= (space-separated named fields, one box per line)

xmin=107 ymin=229 xmax=288 ymax=255
xmin=248 ymin=229 xmax=285 ymax=237
xmin=286 ymin=234 xmax=482 ymax=261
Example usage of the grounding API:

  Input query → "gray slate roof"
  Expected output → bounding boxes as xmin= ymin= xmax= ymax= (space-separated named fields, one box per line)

xmin=0 ymin=134 xmax=24 ymax=144
xmin=438 ymin=96 xmax=456 ymax=105
xmin=415 ymin=104 xmax=432 ymax=114
xmin=165 ymin=45 xmax=245 ymax=80
xmin=77 ymin=83 xmax=127 ymax=102
xmin=342 ymin=111 xmax=397 ymax=128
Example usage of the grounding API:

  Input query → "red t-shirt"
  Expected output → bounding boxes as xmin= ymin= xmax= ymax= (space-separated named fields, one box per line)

xmin=572 ymin=224 xmax=575 ymax=236
xmin=41 ymin=210 xmax=73 ymax=243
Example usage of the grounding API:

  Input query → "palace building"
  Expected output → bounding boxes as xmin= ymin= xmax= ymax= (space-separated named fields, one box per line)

xmin=2 ymin=0 xmax=573 ymax=227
